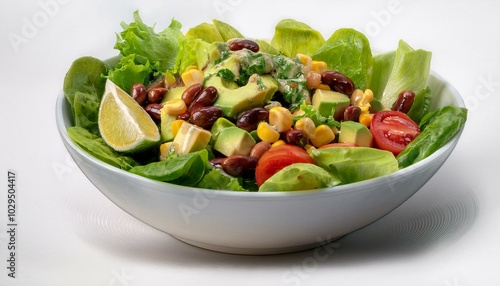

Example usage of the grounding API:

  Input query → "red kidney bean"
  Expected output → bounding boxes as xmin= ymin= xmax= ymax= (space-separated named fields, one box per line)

xmin=221 ymin=155 xmax=258 ymax=177
xmin=321 ymin=71 xmax=355 ymax=96
xmin=392 ymin=90 xmax=415 ymax=113
xmin=209 ymin=157 xmax=225 ymax=168
xmin=144 ymin=103 xmax=163 ymax=122
xmin=189 ymin=86 xmax=218 ymax=113
xmin=176 ymin=111 xmax=191 ymax=121
xmin=285 ymin=129 xmax=308 ymax=147
xmin=228 ymin=39 xmax=259 ymax=53
xmin=130 ymin=83 xmax=148 ymax=106
xmin=249 ymin=141 xmax=272 ymax=159
xmin=189 ymin=106 xmax=222 ymax=129
xmin=148 ymin=87 xmax=168 ymax=103
xmin=236 ymin=107 xmax=269 ymax=132
xmin=343 ymin=105 xmax=361 ymax=122
xmin=181 ymin=83 xmax=203 ymax=106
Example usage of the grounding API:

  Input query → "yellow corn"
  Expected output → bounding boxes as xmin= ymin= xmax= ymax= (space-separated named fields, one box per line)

xmin=304 ymin=143 xmax=315 ymax=153
xmin=316 ymin=83 xmax=331 ymax=91
xmin=272 ymin=140 xmax=286 ymax=147
xmin=269 ymin=106 xmax=293 ymax=132
xmin=297 ymin=53 xmax=312 ymax=66
xmin=350 ymin=89 xmax=364 ymax=105
xmin=171 ymin=119 xmax=185 ymax=137
xmin=351 ymin=89 xmax=373 ymax=114
xmin=181 ymin=68 xmax=203 ymax=87
xmin=164 ymin=73 xmax=177 ymax=88
xmin=162 ymin=99 xmax=187 ymax=115
xmin=310 ymin=124 xmax=335 ymax=147
xmin=311 ymin=60 xmax=328 ymax=74
xmin=295 ymin=117 xmax=316 ymax=139
xmin=257 ymin=121 xmax=280 ymax=143
xmin=359 ymin=113 xmax=373 ymax=127
xmin=159 ymin=142 xmax=174 ymax=161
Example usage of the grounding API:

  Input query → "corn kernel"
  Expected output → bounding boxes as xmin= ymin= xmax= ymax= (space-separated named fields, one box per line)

xmin=311 ymin=60 xmax=328 ymax=74
xmin=316 ymin=83 xmax=331 ymax=91
xmin=359 ymin=113 xmax=373 ymax=127
xmin=164 ymin=73 xmax=177 ymax=88
xmin=269 ymin=106 xmax=293 ymax=133
xmin=304 ymin=144 xmax=315 ymax=154
xmin=159 ymin=142 xmax=174 ymax=161
xmin=257 ymin=121 xmax=280 ymax=143
xmin=181 ymin=68 xmax=203 ymax=87
xmin=297 ymin=53 xmax=312 ymax=66
xmin=350 ymin=89 xmax=364 ymax=105
xmin=272 ymin=140 xmax=286 ymax=147
xmin=360 ymin=89 xmax=374 ymax=106
xmin=310 ymin=125 xmax=335 ymax=147
xmin=162 ymin=99 xmax=187 ymax=115
xmin=171 ymin=119 xmax=185 ymax=137
xmin=295 ymin=117 xmax=316 ymax=138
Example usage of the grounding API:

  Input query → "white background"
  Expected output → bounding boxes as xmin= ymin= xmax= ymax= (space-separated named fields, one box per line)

xmin=1 ymin=0 xmax=499 ymax=285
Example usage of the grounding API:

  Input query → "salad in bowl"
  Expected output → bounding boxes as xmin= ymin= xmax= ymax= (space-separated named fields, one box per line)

xmin=62 ymin=11 xmax=467 ymax=193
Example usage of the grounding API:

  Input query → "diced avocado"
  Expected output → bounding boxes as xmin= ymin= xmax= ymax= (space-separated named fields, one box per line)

xmin=210 ymin=117 xmax=236 ymax=144
xmin=204 ymin=54 xmax=241 ymax=80
xmin=173 ymin=121 xmax=211 ymax=155
xmin=207 ymin=74 xmax=279 ymax=118
xmin=160 ymin=109 xmax=178 ymax=142
xmin=338 ymin=121 xmax=373 ymax=147
xmin=312 ymin=89 xmax=350 ymax=119
xmin=213 ymin=126 xmax=256 ymax=156
xmin=161 ymin=86 xmax=187 ymax=103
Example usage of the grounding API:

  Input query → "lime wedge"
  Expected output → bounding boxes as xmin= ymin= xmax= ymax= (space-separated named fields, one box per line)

xmin=98 ymin=79 xmax=160 ymax=152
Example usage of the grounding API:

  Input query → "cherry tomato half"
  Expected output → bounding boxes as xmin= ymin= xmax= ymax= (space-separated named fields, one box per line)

xmin=370 ymin=110 xmax=420 ymax=156
xmin=255 ymin=144 xmax=315 ymax=186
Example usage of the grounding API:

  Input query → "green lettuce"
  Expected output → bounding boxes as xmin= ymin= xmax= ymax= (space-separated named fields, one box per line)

xmin=311 ymin=28 xmax=372 ymax=90
xmin=397 ymin=106 xmax=467 ymax=168
xmin=311 ymin=147 xmax=398 ymax=184
xmin=259 ymin=163 xmax=340 ymax=192
xmin=407 ymin=86 xmax=433 ymax=124
xmin=73 ymin=92 xmax=100 ymax=135
xmin=212 ymin=19 xmax=244 ymax=41
xmin=197 ymin=168 xmax=247 ymax=191
xmin=106 ymin=54 xmax=152 ymax=93
xmin=369 ymin=50 xmax=395 ymax=101
xmin=186 ymin=22 xmax=224 ymax=43
xmin=115 ymin=11 xmax=183 ymax=72
xmin=270 ymin=19 xmax=325 ymax=57
xmin=378 ymin=40 xmax=432 ymax=109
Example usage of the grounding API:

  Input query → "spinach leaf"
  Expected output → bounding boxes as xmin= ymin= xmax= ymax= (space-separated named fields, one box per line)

xmin=67 ymin=127 xmax=138 ymax=170
xmin=73 ymin=92 xmax=100 ymax=135
xmin=197 ymin=168 xmax=247 ymax=191
xmin=270 ymin=19 xmax=325 ymax=58
xmin=397 ymin=106 xmax=467 ymax=168
xmin=311 ymin=28 xmax=372 ymax=90
xmin=129 ymin=149 xmax=208 ymax=185
xmin=63 ymin=56 xmax=108 ymax=118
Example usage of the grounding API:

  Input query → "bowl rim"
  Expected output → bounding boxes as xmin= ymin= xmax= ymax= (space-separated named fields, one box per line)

xmin=56 ymin=68 xmax=466 ymax=200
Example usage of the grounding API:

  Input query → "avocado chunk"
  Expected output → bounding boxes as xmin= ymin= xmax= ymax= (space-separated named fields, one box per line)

xmin=160 ymin=110 xmax=178 ymax=143
xmin=213 ymin=126 xmax=256 ymax=156
xmin=207 ymin=74 xmax=279 ymax=118
xmin=161 ymin=86 xmax=187 ymax=104
xmin=312 ymin=89 xmax=350 ymax=119
xmin=210 ymin=117 xmax=236 ymax=144
xmin=173 ymin=121 xmax=211 ymax=155
xmin=338 ymin=121 xmax=373 ymax=147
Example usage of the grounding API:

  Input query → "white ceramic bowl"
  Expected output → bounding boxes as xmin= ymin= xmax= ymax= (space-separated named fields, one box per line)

xmin=56 ymin=70 xmax=465 ymax=255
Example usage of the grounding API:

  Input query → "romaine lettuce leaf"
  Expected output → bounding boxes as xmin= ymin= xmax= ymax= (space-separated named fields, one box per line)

xmin=311 ymin=147 xmax=398 ymax=184
xmin=186 ymin=22 xmax=224 ymax=43
xmin=311 ymin=28 xmax=372 ymax=90
xmin=259 ymin=163 xmax=340 ymax=192
xmin=378 ymin=40 xmax=431 ymax=109
xmin=106 ymin=54 xmax=152 ymax=93
xmin=369 ymin=50 xmax=395 ymax=100
xmin=115 ymin=11 xmax=182 ymax=72
xmin=212 ymin=19 xmax=244 ymax=41
xmin=270 ymin=19 xmax=325 ymax=58
xmin=397 ymin=106 xmax=467 ymax=168
xmin=407 ymin=86 xmax=433 ymax=124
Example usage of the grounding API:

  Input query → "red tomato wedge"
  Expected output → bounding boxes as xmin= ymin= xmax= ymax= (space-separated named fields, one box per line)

xmin=370 ymin=110 xmax=420 ymax=156
xmin=255 ymin=144 xmax=315 ymax=187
